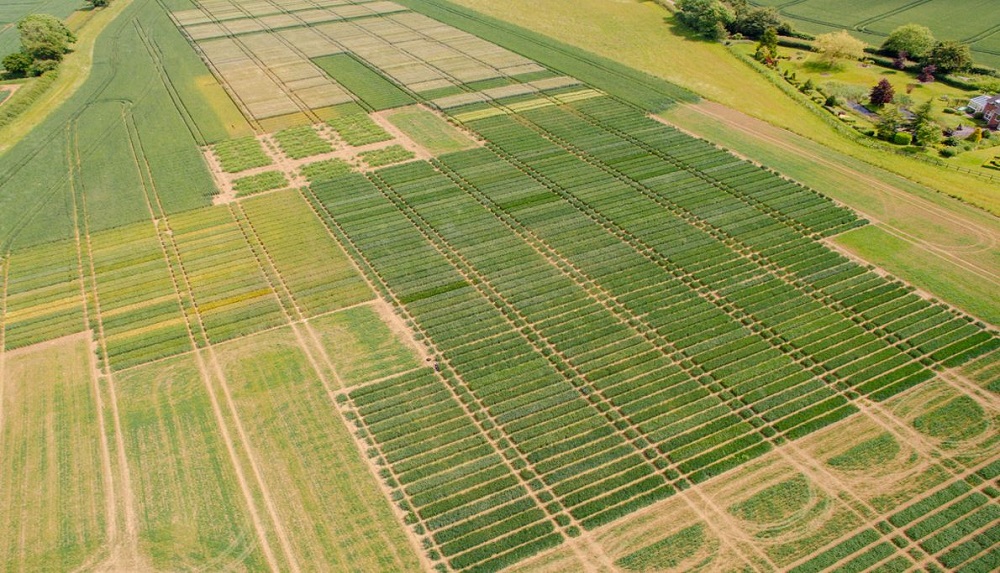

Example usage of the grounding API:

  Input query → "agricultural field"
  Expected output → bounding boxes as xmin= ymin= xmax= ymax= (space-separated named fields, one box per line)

xmin=748 ymin=0 xmax=1000 ymax=69
xmin=0 ymin=1 xmax=998 ymax=573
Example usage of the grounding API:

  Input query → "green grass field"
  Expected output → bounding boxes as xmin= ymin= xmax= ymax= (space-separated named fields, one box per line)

xmin=749 ymin=0 xmax=1000 ymax=69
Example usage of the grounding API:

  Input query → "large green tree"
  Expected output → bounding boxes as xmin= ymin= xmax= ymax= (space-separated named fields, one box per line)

xmin=2 ymin=51 xmax=33 ymax=77
xmin=17 ymin=14 xmax=75 ymax=62
xmin=880 ymin=24 xmax=935 ymax=60
xmin=733 ymin=6 xmax=783 ymax=39
xmin=814 ymin=30 xmax=866 ymax=66
xmin=676 ymin=0 xmax=735 ymax=40
xmin=910 ymin=101 xmax=941 ymax=146
xmin=926 ymin=41 xmax=973 ymax=74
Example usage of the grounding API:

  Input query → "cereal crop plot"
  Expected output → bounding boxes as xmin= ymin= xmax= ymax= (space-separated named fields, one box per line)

xmin=384 ymin=106 xmax=478 ymax=155
xmin=89 ymin=222 xmax=190 ymax=370
xmin=167 ymin=207 xmax=285 ymax=343
xmin=326 ymin=112 xmax=393 ymax=146
xmin=360 ymin=144 xmax=415 ymax=167
xmin=272 ymin=125 xmax=333 ymax=159
xmin=212 ymin=136 xmax=272 ymax=173
xmin=886 ymin=475 xmax=1000 ymax=572
xmin=826 ymin=433 xmax=900 ymax=471
xmin=913 ymin=395 xmax=989 ymax=444
xmin=217 ymin=329 xmax=423 ymax=571
xmin=309 ymin=305 xmax=421 ymax=387
xmin=344 ymin=368 xmax=562 ymax=573
xmin=0 ymin=335 xmax=106 ymax=571
xmin=239 ymin=189 xmax=372 ymax=316
xmin=115 ymin=355 xmax=269 ymax=571
xmin=614 ymin=524 xmax=712 ymax=571
xmin=307 ymin=85 xmax=997 ymax=569
xmin=313 ymin=53 xmax=416 ymax=111
xmin=2 ymin=239 xmax=84 ymax=350
xmin=301 ymin=158 xmax=353 ymax=184
xmin=233 ymin=171 xmax=289 ymax=197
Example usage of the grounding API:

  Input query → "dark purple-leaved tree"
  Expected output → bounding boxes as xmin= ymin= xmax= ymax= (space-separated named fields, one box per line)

xmin=869 ymin=78 xmax=895 ymax=106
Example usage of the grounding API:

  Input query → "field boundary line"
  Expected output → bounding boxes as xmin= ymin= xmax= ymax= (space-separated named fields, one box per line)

xmin=0 ymin=257 xmax=7 ymax=471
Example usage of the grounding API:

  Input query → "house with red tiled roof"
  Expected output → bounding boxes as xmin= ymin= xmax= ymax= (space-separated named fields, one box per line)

xmin=983 ymin=96 xmax=1000 ymax=130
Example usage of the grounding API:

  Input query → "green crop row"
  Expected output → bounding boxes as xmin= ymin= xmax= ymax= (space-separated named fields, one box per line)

xmin=348 ymin=369 xmax=558 ymax=571
xmin=300 ymin=158 xmax=352 ymax=184
xmin=213 ymin=136 xmax=271 ymax=173
xmin=326 ymin=114 xmax=392 ymax=146
xmin=272 ymin=125 xmax=332 ymax=159
xmin=233 ymin=171 xmax=288 ymax=197
xmin=361 ymin=145 xmax=415 ymax=168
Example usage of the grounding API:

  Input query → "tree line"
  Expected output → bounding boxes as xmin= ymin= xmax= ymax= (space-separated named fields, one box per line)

xmin=676 ymin=0 xmax=976 ymax=77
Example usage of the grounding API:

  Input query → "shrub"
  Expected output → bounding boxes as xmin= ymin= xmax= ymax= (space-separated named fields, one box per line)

xmin=939 ymin=147 xmax=958 ymax=157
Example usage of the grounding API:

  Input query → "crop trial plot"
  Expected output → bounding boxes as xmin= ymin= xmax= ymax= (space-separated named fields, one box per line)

xmin=2 ymin=239 xmax=84 ymax=350
xmin=0 ymin=335 xmax=107 ymax=572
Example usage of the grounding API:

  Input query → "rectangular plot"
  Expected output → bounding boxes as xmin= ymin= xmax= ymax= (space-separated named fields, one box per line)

xmin=313 ymin=53 xmax=414 ymax=110
xmin=241 ymin=190 xmax=372 ymax=315
xmin=218 ymin=329 xmax=423 ymax=570
xmin=169 ymin=208 xmax=284 ymax=343
xmin=3 ymin=239 xmax=84 ymax=350
xmin=116 ymin=355 xmax=268 ymax=570
xmin=0 ymin=335 xmax=106 ymax=571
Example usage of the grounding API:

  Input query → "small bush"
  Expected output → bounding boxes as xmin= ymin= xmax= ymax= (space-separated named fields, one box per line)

xmin=892 ymin=132 xmax=912 ymax=145
xmin=939 ymin=147 xmax=958 ymax=157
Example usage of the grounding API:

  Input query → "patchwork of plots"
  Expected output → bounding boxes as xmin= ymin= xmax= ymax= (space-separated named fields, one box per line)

xmin=307 ymin=88 xmax=999 ymax=572
xmin=173 ymin=0 xmax=561 ymax=121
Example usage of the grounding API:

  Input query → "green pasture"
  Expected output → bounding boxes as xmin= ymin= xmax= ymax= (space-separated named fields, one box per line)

xmin=749 ymin=0 xmax=1000 ymax=69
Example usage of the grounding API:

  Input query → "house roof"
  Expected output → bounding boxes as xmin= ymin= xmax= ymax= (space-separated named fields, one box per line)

xmin=970 ymin=95 xmax=991 ymax=105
